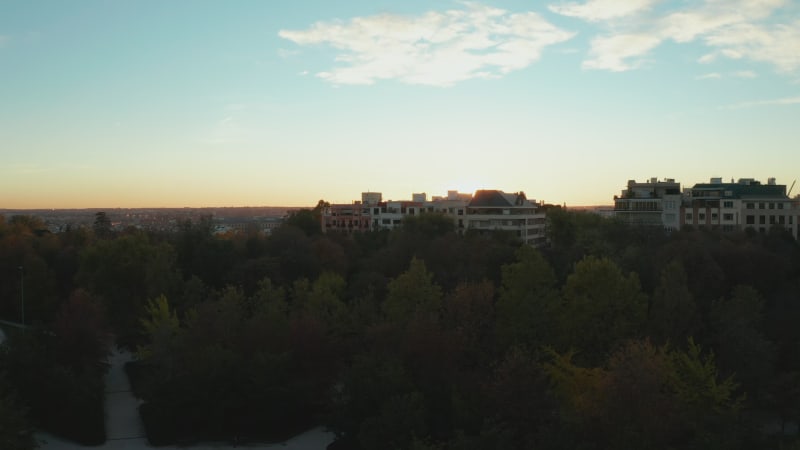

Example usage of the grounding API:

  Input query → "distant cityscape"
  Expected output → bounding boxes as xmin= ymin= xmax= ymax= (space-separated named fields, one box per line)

xmin=3 ymin=176 xmax=799 ymax=242
xmin=0 ymin=206 xmax=294 ymax=235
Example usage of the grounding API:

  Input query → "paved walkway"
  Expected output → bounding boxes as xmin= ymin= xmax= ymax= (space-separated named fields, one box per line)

xmin=35 ymin=348 xmax=335 ymax=450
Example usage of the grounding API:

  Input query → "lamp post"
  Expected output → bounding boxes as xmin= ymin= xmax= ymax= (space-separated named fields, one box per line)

xmin=18 ymin=266 xmax=24 ymax=326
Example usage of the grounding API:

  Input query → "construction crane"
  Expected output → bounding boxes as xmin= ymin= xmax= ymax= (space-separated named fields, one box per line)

xmin=789 ymin=180 xmax=797 ymax=197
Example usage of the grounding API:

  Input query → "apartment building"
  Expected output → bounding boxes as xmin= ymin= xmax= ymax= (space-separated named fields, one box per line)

xmin=466 ymin=190 xmax=546 ymax=246
xmin=682 ymin=178 xmax=798 ymax=238
xmin=613 ymin=178 xmax=682 ymax=231
xmin=322 ymin=190 xmax=547 ymax=246
xmin=321 ymin=192 xmax=378 ymax=234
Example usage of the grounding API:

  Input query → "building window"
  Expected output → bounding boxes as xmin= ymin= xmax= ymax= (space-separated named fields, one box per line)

xmin=779 ymin=216 xmax=785 ymax=225
xmin=723 ymin=201 xmax=733 ymax=208
xmin=770 ymin=216 xmax=776 ymax=225
xmin=778 ymin=203 xmax=784 ymax=210
xmin=759 ymin=216 xmax=766 ymax=225
xmin=685 ymin=213 xmax=693 ymax=221
xmin=769 ymin=203 xmax=775 ymax=209
xmin=723 ymin=213 xmax=734 ymax=221
xmin=746 ymin=215 xmax=755 ymax=225
xmin=711 ymin=213 xmax=718 ymax=220
xmin=746 ymin=202 xmax=755 ymax=209
xmin=759 ymin=203 xmax=765 ymax=209
xmin=699 ymin=213 xmax=706 ymax=221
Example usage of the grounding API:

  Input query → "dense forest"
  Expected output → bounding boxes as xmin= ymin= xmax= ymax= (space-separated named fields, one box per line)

xmin=1 ymin=206 xmax=800 ymax=450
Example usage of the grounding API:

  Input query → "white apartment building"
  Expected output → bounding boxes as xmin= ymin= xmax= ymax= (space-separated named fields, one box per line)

xmin=465 ymin=190 xmax=546 ymax=246
xmin=613 ymin=178 xmax=682 ymax=231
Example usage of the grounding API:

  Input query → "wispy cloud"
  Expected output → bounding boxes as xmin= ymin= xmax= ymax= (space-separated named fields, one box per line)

xmin=724 ymin=95 xmax=800 ymax=109
xmin=734 ymin=70 xmax=757 ymax=78
xmin=550 ymin=0 xmax=798 ymax=74
xmin=278 ymin=3 xmax=574 ymax=87
xmin=696 ymin=72 xmax=721 ymax=80
xmin=548 ymin=0 xmax=659 ymax=22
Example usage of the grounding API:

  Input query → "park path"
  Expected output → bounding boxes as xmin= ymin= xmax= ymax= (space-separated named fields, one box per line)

xmin=35 ymin=348 xmax=334 ymax=450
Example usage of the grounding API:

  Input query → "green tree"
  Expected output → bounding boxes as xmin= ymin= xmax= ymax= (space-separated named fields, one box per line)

xmin=560 ymin=256 xmax=647 ymax=364
xmin=710 ymin=285 xmax=775 ymax=398
xmin=52 ymin=289 xmax=110 ymax=373
xmin=383 ymin=258 xmax=442 ymax=325
xmin=648 ymin=260 xmax=699 ymax=345
xmin=92 ymin=211 xmax=112 ymax=238
xmin=285 ymin=207 xmax=322 ymax=237
xmin=668 ymin=338 xmax=742 ymax=445
xmin=496 ymin=246 xmax=558 ymax=349
xmin=0 ymin=372 xmax=35 ymax=450
xmin=137 ymin=295 xmax=181 ymax=366
xmin=77 ymin=232 xmax=180 ymax=345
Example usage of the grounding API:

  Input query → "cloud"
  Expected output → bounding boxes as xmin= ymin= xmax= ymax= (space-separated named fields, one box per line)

xmin=582 ymin=33 xmax=660 ymax=71
xmin=548 ymin=0 xmax=659 ymax=22
xmin=551 ymin=0 xmax=797 ymax=74
xmin=696 ymin=72 xmax=722 ymax=80
xmin=725 ymin=95 xmax=800 ymax=109
xmin=734 ymin=70 xmax=757 ymax=78
xmin=278 ymin=3 xmax=574 ymax=86
xmin=704 ymin=20 xmax=800 ymax=73
xmin=697 ymin=53 xmax=716 ymax=64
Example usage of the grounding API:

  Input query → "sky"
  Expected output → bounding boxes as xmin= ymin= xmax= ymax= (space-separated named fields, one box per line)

xmin=1 ymin=0 xmax=799 ymax=209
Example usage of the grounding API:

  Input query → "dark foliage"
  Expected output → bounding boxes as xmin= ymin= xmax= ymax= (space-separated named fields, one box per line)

xmin=1 ymin=208 xmax=800 ymax=449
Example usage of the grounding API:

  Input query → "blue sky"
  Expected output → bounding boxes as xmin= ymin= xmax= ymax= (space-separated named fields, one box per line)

xmin=1 ymin=0 xmax=799 ymax=208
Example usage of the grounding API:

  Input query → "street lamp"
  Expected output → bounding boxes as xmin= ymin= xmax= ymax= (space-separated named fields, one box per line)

xmin=18 ymin=266 xmax=24 ymax=326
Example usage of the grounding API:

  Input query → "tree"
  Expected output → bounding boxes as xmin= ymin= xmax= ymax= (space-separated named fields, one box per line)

xmin=484 ymin=347 xmax=557 ymax=449
xmin=383 ymin=258 xmax=442 ymax=325
xmin=560 ymin=256 xmax=647 ymax=365
xmin=495 ymin=246 xmax=558 ymax=349
xmin=52 ymin=289 xmax=110 ymax=373
xmin=285 ymin=208 xmax=322 ymax=237
xmin=648 ymin=260 xmax=699 ymax=345
xmin=668 ymin=338 xmax=742 ymax=445
xmin=710 ymin=285 xmax=775 ymax=397
xmin=93 ymin=211 xmax=112 ymax=238
xmin=137 ymin=295 xmax=181 ymax=366
xmin=77 ymin=232 xmax=180 ymax=347
xmin=0 ymin=372 xmax=35 ymax=450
